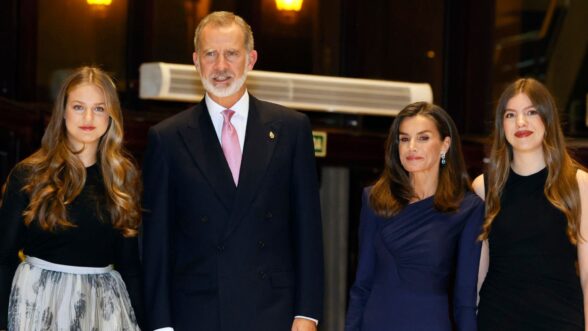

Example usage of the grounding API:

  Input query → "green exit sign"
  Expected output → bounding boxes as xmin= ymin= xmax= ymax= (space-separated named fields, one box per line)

xmin=312 ymin=131 xmax=327 ymax=157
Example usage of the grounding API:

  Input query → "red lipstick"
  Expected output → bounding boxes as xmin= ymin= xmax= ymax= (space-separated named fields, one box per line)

xmin=514 ymin=130 xmax=533 ymax=138
xmin=79 ymin=126 xmax=95 ymax=131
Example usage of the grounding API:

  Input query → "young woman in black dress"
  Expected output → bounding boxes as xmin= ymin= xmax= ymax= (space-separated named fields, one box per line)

xmin=0 ymin=66 xmax=142 ymax=330
xmin=474 ymin=78 xmax=588 ymax=330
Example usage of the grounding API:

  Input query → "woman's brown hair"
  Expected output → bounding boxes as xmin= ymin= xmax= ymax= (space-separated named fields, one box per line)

xmin=369 ymin=101 xmax=471 ymax=217
xmin=479 ymin=78 xmax=583 ymax=244
xmin=18 ymin=66 xmax=141 ymax=237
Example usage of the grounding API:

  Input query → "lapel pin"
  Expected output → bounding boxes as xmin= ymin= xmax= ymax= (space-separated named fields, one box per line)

xmin=269 ymin=131 xmax=275 ymax=139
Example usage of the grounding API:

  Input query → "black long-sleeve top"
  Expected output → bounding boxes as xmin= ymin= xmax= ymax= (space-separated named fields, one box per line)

xmin=0 ymin=163 xmax=143 ymax=329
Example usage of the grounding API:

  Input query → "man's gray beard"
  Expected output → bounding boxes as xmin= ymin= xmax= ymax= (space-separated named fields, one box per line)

xmin=201 ymin=71 xmax=248 ymax=98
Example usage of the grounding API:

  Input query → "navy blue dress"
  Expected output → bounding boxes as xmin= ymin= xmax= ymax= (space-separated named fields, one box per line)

xmin=345 ymin=189 xmax=484 ymax=331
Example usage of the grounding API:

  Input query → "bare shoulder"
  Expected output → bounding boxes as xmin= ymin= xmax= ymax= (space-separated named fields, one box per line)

xmin=576 ymin=169 xmax=588 ymax=195
xmin=576 ymin=168 xmax=588 ymax=182
xmin=576 ymin=170 xmax=588 ymax=239
xmin=472 ymin=174 xmax=485 ymax=200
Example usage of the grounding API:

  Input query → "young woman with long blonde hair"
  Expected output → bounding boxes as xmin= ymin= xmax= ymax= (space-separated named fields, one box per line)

xmin=0 ymin=66 xmax=142 ymax=330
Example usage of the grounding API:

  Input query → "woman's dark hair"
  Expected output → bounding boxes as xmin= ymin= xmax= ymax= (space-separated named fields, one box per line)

xmin=369 ymin=101 xmax=471 ymax=217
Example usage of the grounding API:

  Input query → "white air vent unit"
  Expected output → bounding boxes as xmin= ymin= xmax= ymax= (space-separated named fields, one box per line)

xmin=140 ymin=62 xmax=433 ymax=117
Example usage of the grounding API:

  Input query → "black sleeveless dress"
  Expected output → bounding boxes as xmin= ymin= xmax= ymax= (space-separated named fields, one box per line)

xmin=478 ymin=168 xmax=584 ymax=330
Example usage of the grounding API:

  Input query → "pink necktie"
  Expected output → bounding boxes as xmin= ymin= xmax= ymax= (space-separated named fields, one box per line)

xmin=221 ymin=109 xmax=241 ymax=185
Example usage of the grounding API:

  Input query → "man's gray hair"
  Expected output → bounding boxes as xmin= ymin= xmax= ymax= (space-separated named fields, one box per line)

xmin=194 ymin=11 xmax=254 ymax=52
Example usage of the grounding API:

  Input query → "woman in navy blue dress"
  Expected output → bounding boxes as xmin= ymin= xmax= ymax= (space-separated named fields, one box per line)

xmin=345 ymin=102 xmax=484 ymax=331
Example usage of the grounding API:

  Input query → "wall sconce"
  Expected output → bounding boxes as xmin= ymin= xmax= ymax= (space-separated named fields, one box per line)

xmin=275 ymin=0 xmax=303 ymax=12
xmin=87 ymin=0 xmax=112 ymax=6
xmin=87 ymin=0 xmax=111 ymax=17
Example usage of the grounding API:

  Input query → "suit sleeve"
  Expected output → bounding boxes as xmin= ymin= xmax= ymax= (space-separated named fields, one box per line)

xmin=344 ymin=189 xmax=377 ymax=331
xmin=0 ymin=167 xmax=27 ymax=330
xmin=142 ymin=127 xmax=174 ymax=330
xmin=290 ymin=115 xmax=324 ymax=321
xmin=453 ymin=196 xmax=484 ymax=331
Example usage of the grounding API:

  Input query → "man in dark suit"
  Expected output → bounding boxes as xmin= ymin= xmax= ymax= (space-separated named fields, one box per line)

xmin=142 ymin=11 xmax=324 ymax=331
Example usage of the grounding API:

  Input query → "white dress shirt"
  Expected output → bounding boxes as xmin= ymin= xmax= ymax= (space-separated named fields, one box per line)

xmin=206 ymin=91 xmax=249 ymax=151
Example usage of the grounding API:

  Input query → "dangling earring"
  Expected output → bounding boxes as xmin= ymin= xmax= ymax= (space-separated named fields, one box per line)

xmin=441 ymin=152 xmax=446 ymax=166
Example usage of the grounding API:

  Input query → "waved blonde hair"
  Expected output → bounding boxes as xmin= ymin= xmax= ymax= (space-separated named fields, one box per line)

xmin=18 ymin=66 xmax=141 ymax=237
xmin=479 ymin=78 xmax=584 ymax=244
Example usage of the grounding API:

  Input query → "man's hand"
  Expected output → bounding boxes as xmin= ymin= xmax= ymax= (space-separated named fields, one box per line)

xmin=291 ymin=318 xmax=317 ymax=331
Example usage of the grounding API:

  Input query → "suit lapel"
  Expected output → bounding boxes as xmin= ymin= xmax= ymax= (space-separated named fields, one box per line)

xmin=177 ymin=103 xmax=236 ymax=211
xmin=223 ymin=97 xmax=280 ymax=239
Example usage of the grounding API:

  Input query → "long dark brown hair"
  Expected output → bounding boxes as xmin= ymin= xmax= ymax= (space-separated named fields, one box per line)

xmin=16 ymin=66 xmax=141 ymax=237
xmin=479 ymin=78 xmax=583 ymax=244
xmin=369 ymin=102 xmax=471 ymax=217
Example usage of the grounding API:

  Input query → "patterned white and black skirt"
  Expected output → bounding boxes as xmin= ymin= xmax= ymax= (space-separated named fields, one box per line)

xmin=8 ymin=256 xmax=140 ymax=331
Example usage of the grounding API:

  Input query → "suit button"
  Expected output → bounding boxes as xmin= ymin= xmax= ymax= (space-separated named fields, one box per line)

xmin=217 ymin=245 xmax=224 ymax=253
xmin=258 ymin=241 xmax=265 ymax=249
xmin=200 ymin=216 xmax=208 ymax=223
xmin=265 ymin=212 xmax=273 ymax=220
xmin=259 ymin=271 xmax=267 ymax=279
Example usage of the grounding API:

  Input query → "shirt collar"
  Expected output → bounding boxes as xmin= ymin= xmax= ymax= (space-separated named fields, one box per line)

xmin=205 ymin=91 xmax=249 ymax=118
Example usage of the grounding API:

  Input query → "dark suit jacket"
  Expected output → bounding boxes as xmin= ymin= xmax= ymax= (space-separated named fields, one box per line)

xmin=142 ymin=95 xmax=324 ymax=331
